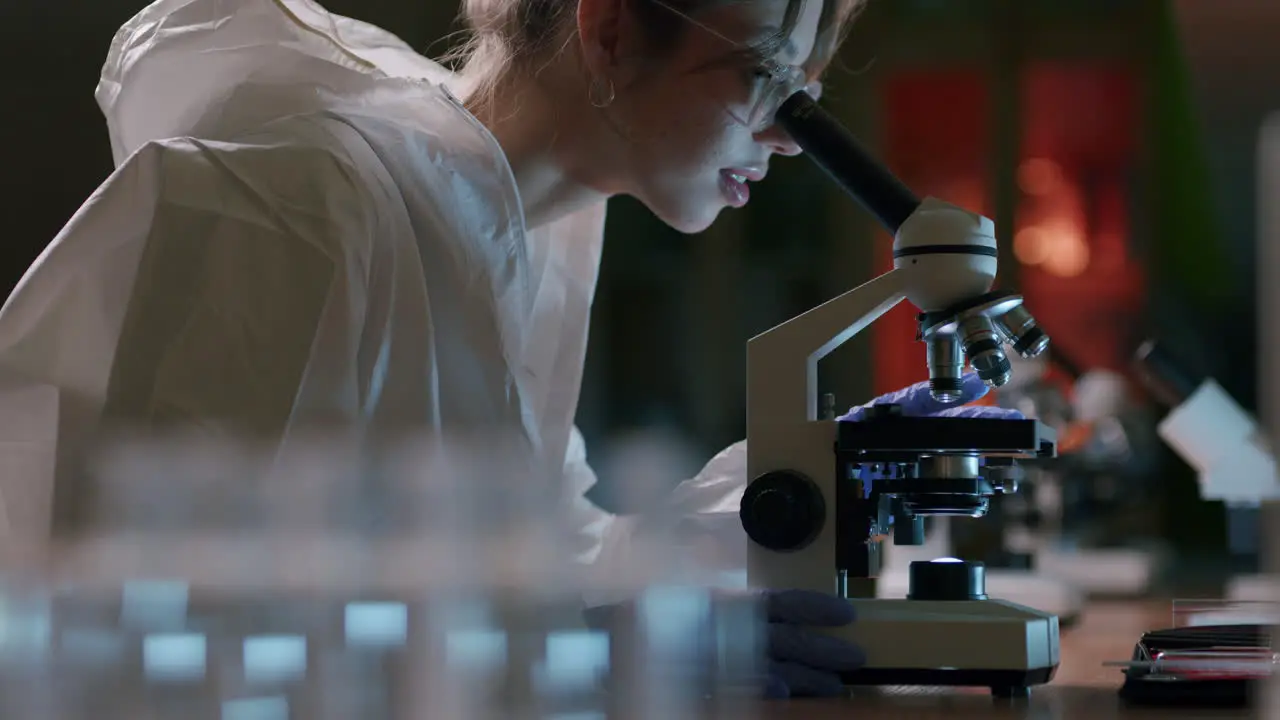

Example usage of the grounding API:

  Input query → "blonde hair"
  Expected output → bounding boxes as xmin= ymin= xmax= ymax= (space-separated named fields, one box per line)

xmin=451 ymin=0 xmax=866 ymax=103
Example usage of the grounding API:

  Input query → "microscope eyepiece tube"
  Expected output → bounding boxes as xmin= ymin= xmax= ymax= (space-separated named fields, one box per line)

xmin=776 ymin=91 xmax=920 ymax=233
xmin=1133 ymin=339 xmax=1205 ymax=407
xmin=926 ymin=334 xmax=965 ymax=402
xmin=959 ymin=316 xmax=1012 ymax=388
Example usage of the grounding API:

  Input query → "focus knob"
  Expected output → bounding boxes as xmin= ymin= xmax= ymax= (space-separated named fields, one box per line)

xmin=740 ymin=471 xmax=826 ymax=552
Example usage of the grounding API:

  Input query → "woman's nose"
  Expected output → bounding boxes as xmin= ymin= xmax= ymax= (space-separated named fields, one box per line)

xmin=755 ymin=123 xmax=802 ymax=156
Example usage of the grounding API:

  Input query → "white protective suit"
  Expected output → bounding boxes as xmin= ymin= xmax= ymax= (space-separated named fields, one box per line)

xmin=0 ymin=0 xmax=748 ymax=584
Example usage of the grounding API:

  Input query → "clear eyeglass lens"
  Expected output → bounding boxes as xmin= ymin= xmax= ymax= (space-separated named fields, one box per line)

xmin=748 ymin=66 xmax=807 ymax=131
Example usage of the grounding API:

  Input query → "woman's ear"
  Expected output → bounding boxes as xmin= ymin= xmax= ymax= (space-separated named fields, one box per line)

xmin=577 ymin=0 xmax=649 ymax=82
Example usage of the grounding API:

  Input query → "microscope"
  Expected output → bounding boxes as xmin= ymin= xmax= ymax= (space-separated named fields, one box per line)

xmin=738 ymin=92 xmax=1061 ymax=697
xmin=1134 ymin=339 xmax=1279 ymax=602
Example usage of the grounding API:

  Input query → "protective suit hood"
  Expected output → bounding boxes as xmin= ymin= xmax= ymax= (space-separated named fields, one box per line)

xmin=96 ymin=0 xmax=460 ymax=163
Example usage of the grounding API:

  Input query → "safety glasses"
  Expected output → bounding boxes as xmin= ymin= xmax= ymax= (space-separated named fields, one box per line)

xmin=649 ymin=0 xmax=823 ymax=132
xmin=747 ymin=58 xmax=823 ymax=131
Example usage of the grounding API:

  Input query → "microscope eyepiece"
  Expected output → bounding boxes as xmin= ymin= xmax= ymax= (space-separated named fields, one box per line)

xmin=775 ymin=91 xmax=920 ymax=232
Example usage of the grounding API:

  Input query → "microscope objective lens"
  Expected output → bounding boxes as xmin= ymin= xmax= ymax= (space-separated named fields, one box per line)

xmin=926 ymin=333 xmax=965 ymax=401
xmin=959 ymin=316 xmax=1012 ymax=387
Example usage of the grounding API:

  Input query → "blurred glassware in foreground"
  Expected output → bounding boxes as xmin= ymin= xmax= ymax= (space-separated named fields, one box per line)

xmin=0 ymin=428 xmax=765 ymax=719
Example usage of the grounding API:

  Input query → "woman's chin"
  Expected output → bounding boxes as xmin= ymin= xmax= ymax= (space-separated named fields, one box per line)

xmin=657 ymin=202 xmax=728 ymax=236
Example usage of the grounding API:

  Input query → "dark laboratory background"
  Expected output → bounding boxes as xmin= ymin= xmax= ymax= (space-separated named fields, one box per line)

xmin=2 ymin=0 xmax=1278 ymax=587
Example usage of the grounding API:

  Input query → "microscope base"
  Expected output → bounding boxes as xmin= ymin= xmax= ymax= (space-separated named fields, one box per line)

xmin=828 ymin=598 xmax=1060 ymax=695
xmin=876 ymin=567 xmax=1085 ymax=625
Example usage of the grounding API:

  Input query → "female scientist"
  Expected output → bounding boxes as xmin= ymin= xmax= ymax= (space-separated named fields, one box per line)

xmin=0 ymin=0 xmax=1013 ymax=698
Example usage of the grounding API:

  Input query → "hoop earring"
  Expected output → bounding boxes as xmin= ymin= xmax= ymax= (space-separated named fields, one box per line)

xmin=588 ymin=76 xmax=616 ymax=109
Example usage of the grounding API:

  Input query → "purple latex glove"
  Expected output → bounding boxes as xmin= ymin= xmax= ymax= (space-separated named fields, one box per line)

xmin=763 ymin=589 xmax=865 ymax=698
xmin=839 ymin=372 xmax=1025 ymax=421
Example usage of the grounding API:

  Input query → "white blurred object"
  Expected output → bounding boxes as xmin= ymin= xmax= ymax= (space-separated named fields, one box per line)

xmin=596 ymin=425 xmax=704 ymax=515
xmin=1072 ymin=369 xmax=1133 ymax=422
xmin=1225 ymin=574 xmax=1280 ymax=603
xmin=1172 ymin=598 xmax=1280 ymax=628
xmin=1156 ymin=379 xmax=1278 ymax=505
xmin=1033 ymin=547 xmax=1155 ymax=597
xmin=1148 ymin=379 xmax=1272 ymax=599
xmin=1135 ymin=340 xmax=1280 ymax=602
xmin=1003 ymin=352 xmax=1049 ymax=394
xmin=1065 ymin=372 xmax=1140 ymax=466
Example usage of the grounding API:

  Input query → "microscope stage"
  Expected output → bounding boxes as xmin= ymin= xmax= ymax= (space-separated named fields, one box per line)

xmin=831 ymin=598 xmax=1059 ymax=693
xmin=837 ymin=414 xmax=1056 ymax=459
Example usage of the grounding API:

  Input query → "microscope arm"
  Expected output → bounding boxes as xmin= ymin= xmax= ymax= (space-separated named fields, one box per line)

xmin=742 ymin=269 xmax=907 ymax=592
xmin=745 ymin=269 xmax=908 ymax=447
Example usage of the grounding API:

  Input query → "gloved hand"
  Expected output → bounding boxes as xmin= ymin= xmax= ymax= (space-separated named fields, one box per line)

xmin=762 ymin=589 xmax=865 ymax=698
xmin=582 ymin=588 xmax=865 ymax=700
xmin=840 ymin=372 xmax=1025 ymax=421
